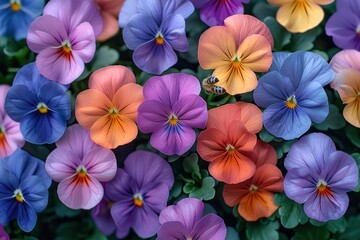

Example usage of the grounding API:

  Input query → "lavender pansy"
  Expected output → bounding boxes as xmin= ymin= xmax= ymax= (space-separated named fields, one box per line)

xmin=106 ymin=150 xmax=174 ymax=238
xmin=0 ymin=224 xmax=9 ymax=240
xmin=0 ymin=149 xmax=51 ymax=232
xmin=5 ymin=63 xmax=71 ymax=144
xmin=0 ymin=0 xmax=44 ymax=40
xmin=137 ymin=73 xmax=208 ymax=155
xmin=284 ymin=133 xmax=358 ymax=222
xmin=157 ymin=198 xmax=226 ymax=240
xmin=254 ymin=51 xmax=334 ymax=140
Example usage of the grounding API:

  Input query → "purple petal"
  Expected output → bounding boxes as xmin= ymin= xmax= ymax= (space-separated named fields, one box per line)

xmin=150 ymin=124 xmax=196 ymax=155
xmin=26 ymin=15 xmax=66 ymax=53
xmin=173 ymin=95 xmax=208 ymax=129
xmin=133 ymin=40 xmax=177 ymax=75
xmin=269 ymin=52 xmax=291 ymax=72
xmin=137 ymin=99 xmax=170 ymax=134
xmin=69 ymin=22 xmax=96 ymax=63
xmin=161 ymin=14 xmax=188 ymax=52
xmin=304 ymin=192 xmax=349 ymax=222
xmin=91 ymin=197 xmax=116 ymax=236
xmin=284 ymin=171 xmax=316 ymax=204
xmin=110 ymin=201 xmax=133 ymax=235
xmin=82 ymin=148 xmax=117 ymax=182
xmin=161 ymin=0 xmax=194 ymax=20
xmin=156 ymin=221 xmax=188 ymax=240
xmin=200 ymin=0 xmax=244 ymax=26
xmin=262 ymin=102 xmax=312 ymax=140
xmin=45 ymin=148 xmax=79 ymax=182
xmin=43 ymin=0 xmax=103 ymax=37
xmin=105 ymin=169 xmax=134 ymax=201
xmin=191 ymin=214 xmax=226 ymax=240
xmin=123 ymin=151 xmax=174 ymax=190
xmin=191 ymin=0 xmax=209 ymax=8
xmin=159 ymin=198 xmax=204 ymax=232
xmin=143 ymin=183 xmax=169 ymax=213
xmin=132 ymin=205 xmax=160 ymax=238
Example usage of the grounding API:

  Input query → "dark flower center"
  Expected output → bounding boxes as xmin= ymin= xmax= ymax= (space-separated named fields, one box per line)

xmin=14 ymin=189 xmax=25 ymax=203
xmin=133 ymin=193 xmax=143 ymax=207
xmin=155 ymin=32 xmax=165 ymax=45
xmin=168 ymin=113 xmax=178 ymax=126
xmin=10 ymin=0 xmax=21 ymax=12
xmin=37 ymin=102 xmax=49 ymax=114
xmin=285 ymin=95 xmax=297 ymax=109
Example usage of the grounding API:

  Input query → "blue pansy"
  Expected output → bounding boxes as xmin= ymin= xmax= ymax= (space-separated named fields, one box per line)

xmin=253 ymin=51 xmax=334 ymax=140
xmin=5 ymin=63 xmax=70 ymax=144
xmin=0 ymin=0 xmax=44 ymax=40
xmin=0 ymin=149 xmax=51 ymax=232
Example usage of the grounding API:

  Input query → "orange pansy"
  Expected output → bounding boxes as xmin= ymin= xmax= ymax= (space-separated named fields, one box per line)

xmin=198 ymin=14 xmax=273 ymax=95
xmin=75 ymin=66 xmax=143 ymax=149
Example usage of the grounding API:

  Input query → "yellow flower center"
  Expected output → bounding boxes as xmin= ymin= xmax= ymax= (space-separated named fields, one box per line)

xmin=231 ymin=56 xmax=242 ymax=68
xmin=10 ymin=0 xmax=21 ymax=11
xmin=37 ymin=103 xmax=49 ymax=114
xmin=60 ymin=40 xmax=72 ymax=60
xmin=14 ymin=189 xmax=25 ymax=203
xmin=155 ymin=32 xmax=165 ymax=45
xmin=108 ymin=107 xmax=119 ymax=118
xmin=316 ymin=179 xmax=332 ymax=197
xmin=74 ymin=165 xmax=90 ymax=185
xmin=133 ymin=193 xmax=143 ymax=207
xmin=168 ymin=114 xmax=178 ymax=126
xmin=249 ymin=184 xmax=258 ymax=192
xmin=285 ymin=95 xmax=297 ymax=109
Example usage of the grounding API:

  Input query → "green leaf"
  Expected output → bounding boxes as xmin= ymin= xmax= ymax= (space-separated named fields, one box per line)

xmin=274 ymin=193 xmax=308 ymax=229
xmin=183 ymin=153 xmax=201 ymax=177
xmin=313 ymin=104 xmax=346 ymax=131
xmin=292 ymin=225 xmax=330 ymax=240
xmin=252 ymin=2 xmax=277 ymax=21
xmin=87 ymin=229 xmax=107 ymax=240
xmin=326 ymin=217 xmax=347 ymax=234
xmin=183 ymin=182 xmax=196 ymax=194
xmin=246 ymin=220 xmax=280 ymax=240
xmin=309 ymin=219 xmax=326 ymax=227
xmin=276 ymin=140 xmax=296 ymax=159
xmin=264 ymin=17 xmax=291 ymax=51
xmin=169 ymin=180 xmax=183 ymax=200
xmin=350 ymin=153 xmax=360 ymax=192
xmin=259 ymin=128 xmax=275 ymax=143
xmin=55 ymin=202 xmax=81 ymax=218
xmin=346 ymin=125 xmax=360 ymax=148
xmin=189 ymin=176 xmax=216 ymax=200
xmin=90 ymin=45 xmax=119 ymax=71
xmin=338 ymin=215 xmax=360 ymax=239
xmin=226 ymin=227 xmax=240 ymax=240
xmin=289 ymin=28 xmax=318 ymax=51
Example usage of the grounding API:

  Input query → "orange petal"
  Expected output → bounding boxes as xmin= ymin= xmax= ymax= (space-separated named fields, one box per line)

xmin=198 ymin=26 xmax=236 ymax=70
xmin=252 ymin=164 xmax=284 ymax=192
xmin=238 ymin=190 xmax=278 ymax=221
xmin=343 ymin=101 xmax=360 ymax=128
xmin=223 ymin=182 xmax=250 ymax=207
xmin=267 ymin=0 xmax=292 ymax=6
xmin=206 ymin=104 xmax=242 ymax=131
xmin=313 ymin=0 xmax=334 ymax=5
xmin=224 ymin=14 xmax=274 ymax=48
xmin=334 ymin=69 xmax=360 ymax=104
xmin=235 ymin=102 xmax=263 ymax=134
xmin=247 ymin=140 xmax=277 ymax=167
xmin=96 ymin=11 xmax=119 ymax=42
xmin=113 ymin=83 xmax=144 ymax=121
xmin=197 ymin=128 xmax=228 ymax=163
xmin=276 ymin=1 xmax=324 ymax=33
xmin=90 ymin=115 xmax=138 ymax=149
xmin=75 ymin=89 xmax=112 ymax=129
xmin=94 ymin=0 xmax=123 ymax=17
xmin=237 ymin=34 xmax=272 ymax=72
xmin=89 ymin=66 xmax=136 ymax=99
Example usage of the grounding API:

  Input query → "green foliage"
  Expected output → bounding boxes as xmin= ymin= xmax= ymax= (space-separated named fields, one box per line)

xmin=264 ymin=17 xmax=291 ymax=51
xmin=246 ymin=220 xmax=280 ymax=240
xmin=292 ymin=225 xmax=330 ymax=240
xmin=338 ymin=216 xmax=360 ymax=239
xmin=351 ymin=153 xmax=360 ymax=192
xmin=313 ymin=104 xmax=346 ymax=131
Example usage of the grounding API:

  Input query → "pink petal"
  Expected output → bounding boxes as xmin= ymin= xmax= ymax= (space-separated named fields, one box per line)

xmin=69 ymin=22 xmax=96 ymax=63
xmin=45 ymin=148 xmax=79 ymax=182
xmin=0 ymin=85 xmax=10 ymax=117
xmin=82 ymin=148 xmax=117 ymax=182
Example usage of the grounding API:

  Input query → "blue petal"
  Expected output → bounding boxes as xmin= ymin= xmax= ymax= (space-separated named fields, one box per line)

xmin=0 ymin=9 xmax=32 ymax=40
xmin=0 ymin=198 xmax=18 ymax=226
xmin=5 ymin=85 xmax=38 ymax=122
xmin=254 ymin=71 xmax=294 ymax=108
xmin=161 ymin=0 xmax=194 ymax=20
xmin=296 ymin=81 xmax=329 ymax=123
xmin=17 ymin=203 xmax=37 ymax=232
xmin=20 ymin=176 xmax=48 ymax=212
xmin=0 ymin=171 xmax=20 ymax=200
xmin=161 ymin=14 xmax=188 ymax=52
xmin=269 ymin=52 xmax=291 ymax=72
xmin=21 ymin=0 xmax=44 ymax=17
xmin=281 ymin=51 xmax=334 ymax=88
xmin=137 ymin=0 xmax=163 ymax=25
xmin=263 ymin=102 xmax=311 ymax=140
xmin=123 ymin=13 xmax=158 ymax=50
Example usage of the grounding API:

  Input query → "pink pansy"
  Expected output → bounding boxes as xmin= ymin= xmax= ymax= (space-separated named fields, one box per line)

xmin=45 ymin=124 xmax=117 ymax=210
xmin=26 ymin=0 xmax=102 ymax=84
xmin=0 ymin=85 xmax=24 ymax=158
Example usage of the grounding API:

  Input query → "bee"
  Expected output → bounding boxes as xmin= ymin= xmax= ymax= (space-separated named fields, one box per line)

xmin=202 ymin=76 xmax=226 ymax=95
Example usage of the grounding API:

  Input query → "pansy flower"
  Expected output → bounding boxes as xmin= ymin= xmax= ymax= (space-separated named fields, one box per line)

xmin=197 ymin=102 xmax=262 ymax=184
xmin=223 ymin=141 xmax=284 ymax=221
xmin=121 ymin=0 xmax=194 ymax=74
xmin=0 ymin=225 xmax=9 ymax=240
xmin=5 ymin=63 xmax=71 ymax=144
xmin=75 ymin=66 xmax=143 ymax=149
xmin=0 ymin=0 xmax=44 ymax=40
xmin=198 ymin=14 xmax=273 ymax=95
xmin=192 ymin=0 xmax=250 ymax=26
xmin=106 ymin=150 xmax=174 ymax=238
xmin=253 ymin=51 xmax=334 ymax=140
xmin=137 ymin=73 xmax=207 ymax=156
xmin=0 ymin=85 xmax=24 ymax=158
xmin=92 ymin=194 xmax=119 ymax=237
xmin=26 ymin=0 xmax=102 ymax=84
xmin=284 ymin=133 xmax=358 ymax=222
xmin=45 ymin=124 xmax=117 ymax=210
xmin=0 ymin=149 xmax=51 ymax=232
xmin=326 ymin=0 xmax=360 ymax=50
xmin=157 ymin=198 xmax=226 ymax=240
xmin=268 ymin=0 xmax=334 ymax=33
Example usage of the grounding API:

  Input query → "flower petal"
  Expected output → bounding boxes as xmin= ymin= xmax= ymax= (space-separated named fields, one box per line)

xmin=17 ymin=204 xmax=37 ymax=232
xmin=96 ymin=10 xmax=119 ymax=42
xmin=330 ymin=50 xmax=360 ymax=76
xmin=234 ymin=102 xmax=263 ymax=134
xmin=161 ymin=14 xmax=188 ymax=52
xmin=343 ymin=101 xmax=360 ymax=128
xmin=284 ymin=170 xmax=315 ymax=204
xmin=157 ymin=221 xmax=188 ymax=240
xmin=252 ymin=164 xmax=283 ymax=192
xmin=45 ymin=148 xmax=78 ymax=182
xmin=191 ymin=214 xmax=226 ymax=240
xmin=132 ymin=205 xmax=160 ymax=238
xmin=137 ymin=100 xmax=170 ymax=133
xmin=248 ymin=140 xmax=277 ymax=167
xmin=173 ymin=95 xmax=208 ymax=129
xmin=269 ymin=52 xmax=291 ymax=72
xmin=82 ymin=148 xmax=117 ymax=182
xmin=69 ymin=22 xmax=96 ymax=63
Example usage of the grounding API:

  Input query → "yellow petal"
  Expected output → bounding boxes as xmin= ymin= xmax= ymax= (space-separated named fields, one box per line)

xmin=343 ymin=101 xmax=360 ymax=128
xmin=237 ymin=34 xmax=272 ymax=72
xmin=198 ymin=26 xmax=236 ymax=69
xmin=276 ymin=1 xmax=324 ymax=33
xmin=313 ymin=0 xmax=334 ymax=5
xmin=267 ymin=0 xmax=292 ymax=6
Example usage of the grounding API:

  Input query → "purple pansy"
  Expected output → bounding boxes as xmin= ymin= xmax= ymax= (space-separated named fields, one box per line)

xmin=326 ymin=0 xmax=360 ymax=50
xmin=253 ymin=51 xmax=334 ymax=140
xmin=157 ymin=198 xmax=226 ymax=240
xmin=284 ymin=133 xmax=358 ymax=222
xmin=26 ymin=0 xmax=102 ymax=84
xmin=137 ymin=73 xmax=207 ymax=156
xmin=121 ymin=0 xmax=194 ymax=74
xmin=105 ymin=150 xmax=174 ymax=238
xmin=192 ymin=0 xmax=250 ymax=26
xmin=0 ymin=224 xmax=9 ymax=240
